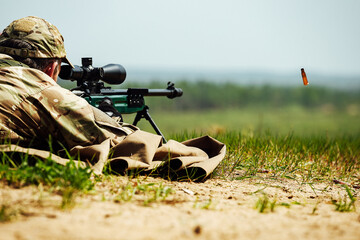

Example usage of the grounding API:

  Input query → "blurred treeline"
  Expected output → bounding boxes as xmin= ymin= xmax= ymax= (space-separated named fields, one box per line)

xmin=117 ymin=81 xmax=360 ymax=112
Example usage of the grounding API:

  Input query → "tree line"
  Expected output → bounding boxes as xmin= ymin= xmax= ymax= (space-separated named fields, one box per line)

xmin=124 ymin=81 xmax=360 ymax=111
xmin=58 ymin=80 xmax=360 ymax=112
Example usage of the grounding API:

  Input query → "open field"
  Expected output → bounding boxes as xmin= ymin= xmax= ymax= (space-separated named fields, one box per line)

xmin=1 ymin=83 xmax=360 ymax=239
xmin=126 ymin=105 xmax=360 ymax=137
xmin=1 ymin=121 xmax=359 ymax=239
xmin=117 ymin=81 xmax=360 ymax=137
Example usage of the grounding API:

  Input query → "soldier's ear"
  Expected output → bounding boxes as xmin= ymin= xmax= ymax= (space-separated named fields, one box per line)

xmin=44 ymin=61 xmax=59 ymax=81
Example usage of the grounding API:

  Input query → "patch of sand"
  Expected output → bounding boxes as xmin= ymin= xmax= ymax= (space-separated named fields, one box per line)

xmin=1 ymin=176 xmax=359 ymax=240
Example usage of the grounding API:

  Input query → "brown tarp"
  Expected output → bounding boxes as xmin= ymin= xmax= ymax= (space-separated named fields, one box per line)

xmin=0 ymin=133 xmax=226 ymax=181
xmin=0 ymin=107 xmax=226 ymax=181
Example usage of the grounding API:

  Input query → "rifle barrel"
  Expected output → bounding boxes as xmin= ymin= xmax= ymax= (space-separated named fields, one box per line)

xmin=100 ymin=88 xmax=183 ymax=99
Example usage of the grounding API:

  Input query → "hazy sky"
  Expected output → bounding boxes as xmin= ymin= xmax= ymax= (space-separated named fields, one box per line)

xmin=1 ymin=0 xmax=360 ymax=76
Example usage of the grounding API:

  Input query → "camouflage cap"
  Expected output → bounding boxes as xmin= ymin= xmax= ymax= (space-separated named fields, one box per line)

xmin=0 ymin=16 xmax=73 ymax=68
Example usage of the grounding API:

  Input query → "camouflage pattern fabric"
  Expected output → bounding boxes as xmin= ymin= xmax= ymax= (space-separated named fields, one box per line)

xmin=0 ymin=53 xmax=127 ymax=148
xmin=0 ymin=54 xmax=226 ymax=181
xmin=0 ymin=16 xmax=73 ymax=67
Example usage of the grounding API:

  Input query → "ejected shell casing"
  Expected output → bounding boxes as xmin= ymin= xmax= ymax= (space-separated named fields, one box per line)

xmin=301 ymin=68 xmax=309 ymax=85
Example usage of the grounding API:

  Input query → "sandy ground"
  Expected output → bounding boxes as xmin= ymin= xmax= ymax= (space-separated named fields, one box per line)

xmin=1 ymin=174 xmax=360 ymax=240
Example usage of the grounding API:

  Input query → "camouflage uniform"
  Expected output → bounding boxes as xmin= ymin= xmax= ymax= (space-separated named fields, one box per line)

xmin=0 ymin=53 xmax=133 ymax=149
xmin=0 ymin=16 xmax=132 ymax=150
xmin=0 ymin=16 xmax=225 ymax=180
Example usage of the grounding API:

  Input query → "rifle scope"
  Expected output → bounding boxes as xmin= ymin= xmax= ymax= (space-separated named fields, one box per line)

xmin=59 ymin=57 xmax=126 ymax=85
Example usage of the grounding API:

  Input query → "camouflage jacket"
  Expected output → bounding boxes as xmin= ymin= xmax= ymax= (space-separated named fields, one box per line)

xmin=0 ymin=53 xmax=226 ymax=179
xmin=0 ymin=53 xmax=132 ymax=150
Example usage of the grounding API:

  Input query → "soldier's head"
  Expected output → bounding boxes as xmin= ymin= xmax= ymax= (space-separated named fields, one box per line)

xmin=0 ymin=16 xmax=73 ymax=81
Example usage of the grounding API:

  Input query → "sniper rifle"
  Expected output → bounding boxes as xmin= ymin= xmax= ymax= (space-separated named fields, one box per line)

xmin=59 ymin=57 xmax=183 ymax=142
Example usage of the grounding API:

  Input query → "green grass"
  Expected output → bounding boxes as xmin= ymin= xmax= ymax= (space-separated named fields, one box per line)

xmin=1 ymin=99 xmax=359 ymax=215
xmin=255 ymin=192 xmax=277 ymax=213
xmin=0 ymin=154 xmax=93 ymax=191
xmin=122 ymin=104 xmax=360 ymax=183
xmin=0 ymin=152 xmax=94 ymax=210
xmin=113 ymin=181 xmax=173 ymax=206
xmin=332 ymin=185 xmax=357 ymax=212
xmin=172 ymin=131 xmax=360 ymax=183
xmin=0 ymin=204 xmax=18 ymax=222
xmin=125 ymin=105 xmax=360 ymax=137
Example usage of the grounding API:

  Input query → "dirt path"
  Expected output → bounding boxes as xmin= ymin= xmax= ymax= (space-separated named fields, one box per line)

xmin=1 ymin=176 xmax=359 ymax=240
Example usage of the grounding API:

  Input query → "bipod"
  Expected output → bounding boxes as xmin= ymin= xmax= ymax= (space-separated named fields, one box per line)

xmin=133 ymin=106 xmax=167 ymax=143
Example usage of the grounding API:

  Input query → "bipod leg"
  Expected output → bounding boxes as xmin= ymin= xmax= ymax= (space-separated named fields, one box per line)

xmin=133 ymin=106 xmax=167 ymax=143
xmin=133 ymin=109 xmax=143 ymax=126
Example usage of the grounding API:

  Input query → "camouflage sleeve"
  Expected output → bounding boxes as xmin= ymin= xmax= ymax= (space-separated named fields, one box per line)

xmin=24 ymin=84 xmax=111 ymax=148
xmin=0 ymin=64 xmax=129 ymax=149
